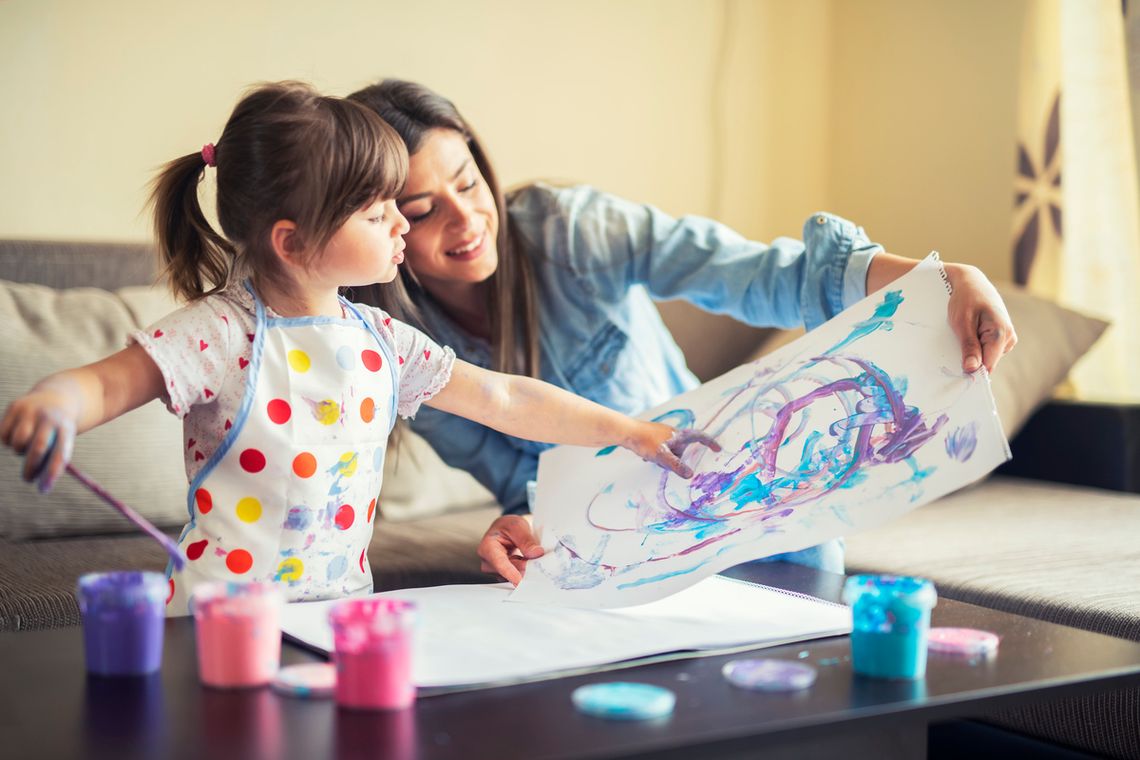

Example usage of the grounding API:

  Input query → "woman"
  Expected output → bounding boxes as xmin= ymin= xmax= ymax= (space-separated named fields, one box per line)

xmin=348 ymin=79 xmax=1016 ymax=584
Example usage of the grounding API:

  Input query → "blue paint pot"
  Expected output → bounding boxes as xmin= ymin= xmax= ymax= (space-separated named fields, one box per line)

xmin=842 ymin=574 xmax=937 ymax=680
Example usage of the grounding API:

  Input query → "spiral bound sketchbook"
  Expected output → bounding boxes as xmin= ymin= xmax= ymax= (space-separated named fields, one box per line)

xmin=279 ymin=574 xmax=852 ymax=694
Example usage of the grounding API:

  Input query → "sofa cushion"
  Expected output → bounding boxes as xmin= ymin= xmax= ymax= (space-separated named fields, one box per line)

xmin=0 ymin=506 xmax=497 ymax=632
xmin=379 ymin=425 xmax=497 ymax=522
xmin=845 ymin=476 xmax=1140 ymax=641
xmin=749 ymin=282 xmax=1108 ymax=440
xmin=0 ymin=279 xmax=188 ymax=539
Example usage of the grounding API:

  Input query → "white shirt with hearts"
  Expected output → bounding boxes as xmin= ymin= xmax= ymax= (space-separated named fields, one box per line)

xmin=130 ymin=284 xmax=454 ymax=485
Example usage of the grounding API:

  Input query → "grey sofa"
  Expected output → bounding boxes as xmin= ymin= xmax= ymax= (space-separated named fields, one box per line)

xmin=2 ymin=239 xmax=1137 ymax=758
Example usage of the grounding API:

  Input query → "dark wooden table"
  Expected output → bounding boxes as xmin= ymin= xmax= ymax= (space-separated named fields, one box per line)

xmin=2 ymin=563 xmax=1138 ymax=760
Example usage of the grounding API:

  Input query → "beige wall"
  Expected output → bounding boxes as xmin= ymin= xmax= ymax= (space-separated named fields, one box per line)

xmin=829 ymin=0 xmax=1026 ymax=280
xmin=0 ymin=0 xmax=1025 ymax=279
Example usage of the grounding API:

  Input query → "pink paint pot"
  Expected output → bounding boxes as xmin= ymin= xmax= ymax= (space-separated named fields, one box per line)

xmin=192 ymin=581 xmax=282 ymax=688
xmin=77 ymin=571 xmax=167 ymax=676
xmin=329 ymin=598 xmax=416 ymax=710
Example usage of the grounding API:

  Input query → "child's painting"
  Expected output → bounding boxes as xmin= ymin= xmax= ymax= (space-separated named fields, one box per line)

xmin=511 ymin=254 xmax=1010 ymax=607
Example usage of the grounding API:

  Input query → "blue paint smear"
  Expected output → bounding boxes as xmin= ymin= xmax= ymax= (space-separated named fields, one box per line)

xmin=284 ymin=507 xmax=314 ymax=531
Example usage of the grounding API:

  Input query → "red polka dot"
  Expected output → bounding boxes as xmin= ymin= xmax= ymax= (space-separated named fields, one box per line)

xmin=186 ymin=539 xmax=208 ymax=561
xmin=267 ymin=399 xmax=292 ymax=424
xmin=359 ymin=548 xmax=367 ymax=573
xmin=226 ymin=549 xmax=253 ymax=574
xmin=195 ymin=488 xmax=213 ymax=514
xmin=166 ymin=579 xmax=175 ymax=605
xmin=293 ymin=452 xmax=317 ymax=478
xmin=361 ymin=350 xmax=382 ymax=372
xmin=360 ymin=398 xmax=375 ymax=423
xmin=367 ymin=499 xmax=377 ymax=523
xmin=239 ymin=449 xmax=266 ymax=473
xmin=335 ymin=504 xmax=355 ymax=531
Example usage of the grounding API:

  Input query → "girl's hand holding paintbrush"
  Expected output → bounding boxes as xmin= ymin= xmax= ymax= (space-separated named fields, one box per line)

xmin=0 ymin=377 xmax=81 ymax=492
xmin=0 ymin=349 xmax=186 ymax=570
xmin=0 ymin=346 xmax=162 ymax=492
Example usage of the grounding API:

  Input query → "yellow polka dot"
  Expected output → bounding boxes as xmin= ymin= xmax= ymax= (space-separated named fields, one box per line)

xmin=236 ymin=496 xmax=262 ymax=523
xmin=337 ymin=451 xmax=358 ymax=478
xmin=275 ymin=557 xmax=304 ymax=582
xmin=288 ymin=349 xmax=311 ymax=373
xmin=314 ymin=399 xmax=340 ymax=426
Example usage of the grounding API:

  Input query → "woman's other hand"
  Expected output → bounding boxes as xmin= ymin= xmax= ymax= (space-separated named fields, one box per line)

xmin=478 ymin=513 xmax=544 ymax=586
xmin=945 ymin=263 xmax=1018 ymax=373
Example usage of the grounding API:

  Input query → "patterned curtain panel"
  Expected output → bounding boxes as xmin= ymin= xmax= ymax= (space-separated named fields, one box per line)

xmin=1013 ymin=0 xmax=1140 ymax=401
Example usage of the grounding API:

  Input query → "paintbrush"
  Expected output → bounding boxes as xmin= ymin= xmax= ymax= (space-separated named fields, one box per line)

xmin=64 ymin=463 xmax=186 ymax=571
xmin=29 ymin=432 xmax=186 ymax=570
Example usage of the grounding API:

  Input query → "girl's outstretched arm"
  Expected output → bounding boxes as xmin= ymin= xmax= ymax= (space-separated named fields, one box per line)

xmin=0 ymin=344 xmax=165 ymax=491
xmin=425 ymin=360 xmax=720 ymax=478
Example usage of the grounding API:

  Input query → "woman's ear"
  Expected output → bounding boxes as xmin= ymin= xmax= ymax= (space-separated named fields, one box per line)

xmin=269 ymin=220 xmax=302 ymax=267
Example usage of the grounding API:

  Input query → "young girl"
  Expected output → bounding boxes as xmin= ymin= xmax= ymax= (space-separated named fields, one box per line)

xmin=0 ymin=82 xmax=715 ymax=614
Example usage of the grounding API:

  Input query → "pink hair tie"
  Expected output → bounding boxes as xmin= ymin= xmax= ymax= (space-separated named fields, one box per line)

xmin=201 ymin=143 xmax=217 ymax=167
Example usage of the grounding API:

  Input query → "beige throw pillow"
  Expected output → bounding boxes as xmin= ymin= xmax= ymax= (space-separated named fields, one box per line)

xmin=746 ymin=282 xmax=1108 ymax=440
xmin=379 ymin=425 xmax=497 ymax=523
xmin=985 ymin=284 xmax=1108 ymax=435
xmin=0 ymin=280 xmax=187 ymax=539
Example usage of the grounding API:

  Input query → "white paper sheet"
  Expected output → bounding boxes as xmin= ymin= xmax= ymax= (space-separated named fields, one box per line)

xmin=513 ymin=254 xmax=1010 ymax=608
xmin=279 ymin=575 xmax=851 ymax=692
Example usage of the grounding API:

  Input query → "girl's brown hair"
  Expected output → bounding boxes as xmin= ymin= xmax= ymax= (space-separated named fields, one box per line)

xmin=348 ymin=79 xmax=540 ymax=378
xmin=150 ymin=81 xmax=408 ymax=302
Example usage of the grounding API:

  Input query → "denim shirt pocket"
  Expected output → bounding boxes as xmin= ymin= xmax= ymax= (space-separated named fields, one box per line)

xmin=564 ymin=322 xmax=629 ymax=398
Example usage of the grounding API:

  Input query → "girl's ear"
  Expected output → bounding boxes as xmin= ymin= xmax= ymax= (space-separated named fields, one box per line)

xmin=269 ymin=220 xmax=302 ymax=267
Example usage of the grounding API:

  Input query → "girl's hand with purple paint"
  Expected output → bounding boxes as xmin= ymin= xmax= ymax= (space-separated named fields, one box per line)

xmin=623 ymin=422 xmax=722 ymax=479
xmin=1 ymin=346 xmax=166 ymax=493
xmin=0 ymin=380 xmax=80 ymax=492
xmin=944 ymin=263 xmax=1018 ymax=374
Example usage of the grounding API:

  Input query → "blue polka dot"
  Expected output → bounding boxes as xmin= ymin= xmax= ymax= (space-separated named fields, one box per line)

xmin=327 ymin=554 xmax=348 ymax=581
xmin=335 ymin=346 xmax=355 ymax=371
xmin=372 ymin=447 xmax=384 ymax=471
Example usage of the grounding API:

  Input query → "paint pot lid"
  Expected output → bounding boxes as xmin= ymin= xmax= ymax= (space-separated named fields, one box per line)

xmin=571 ymin=682 xmax=676 ymax=720
xmin=842 ymin=574 xmax=937 ymax=607
xmin=722 ymin=658 xmax=818 ymax=692
xmin=271 ymin=663 xmax=336 ymax=698
xmin=927 ymin=627 xmax=1000 ymax=656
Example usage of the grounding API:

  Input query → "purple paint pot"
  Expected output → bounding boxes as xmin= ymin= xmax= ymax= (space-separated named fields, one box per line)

xmin=77 ymin=571 xmax=167 ymax=676
xmin=842 ymin=574 xmax=937 ymax=680
xmin=192 ymin=581 xmax=283 ymax=688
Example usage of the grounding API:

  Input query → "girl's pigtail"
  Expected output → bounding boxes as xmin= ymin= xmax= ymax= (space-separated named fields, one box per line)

xmin=149 ymin=152 xmax=235 ymax=301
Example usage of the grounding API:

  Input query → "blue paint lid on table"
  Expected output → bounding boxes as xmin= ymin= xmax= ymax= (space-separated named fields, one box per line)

xmin=571 ymin=682 xmax=676 ymax=720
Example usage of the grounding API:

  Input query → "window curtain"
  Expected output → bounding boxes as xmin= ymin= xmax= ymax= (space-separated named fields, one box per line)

xmin=1013 ymin=0 xmax=1140 ymax=401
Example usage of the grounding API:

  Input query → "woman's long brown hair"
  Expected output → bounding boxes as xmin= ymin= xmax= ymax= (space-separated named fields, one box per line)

xmin=348 ymin=79 xmax=540 ymax=378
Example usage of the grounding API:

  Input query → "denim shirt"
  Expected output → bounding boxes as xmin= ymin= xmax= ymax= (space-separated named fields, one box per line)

xmin=409 ymin=183 xmax=883 ymax=514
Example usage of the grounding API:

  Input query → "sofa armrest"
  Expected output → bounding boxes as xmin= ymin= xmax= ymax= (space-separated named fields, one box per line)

xmin=996 ymin=399 xmax=1140 ymax=494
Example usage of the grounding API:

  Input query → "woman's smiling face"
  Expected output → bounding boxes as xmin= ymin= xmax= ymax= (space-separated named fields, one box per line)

xmin=397 ymin=128 xmax=499 ymax=297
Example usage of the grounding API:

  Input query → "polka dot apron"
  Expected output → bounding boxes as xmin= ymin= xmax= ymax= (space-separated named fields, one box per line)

xmin=166 ymin=285 xmax=398 ymax=614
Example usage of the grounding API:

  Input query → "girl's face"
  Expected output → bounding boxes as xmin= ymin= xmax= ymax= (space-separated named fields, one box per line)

xmin=397 ymin=128 xmax=499 ymax=297
xmin=320 ymin=197 xmax=409 ymax=287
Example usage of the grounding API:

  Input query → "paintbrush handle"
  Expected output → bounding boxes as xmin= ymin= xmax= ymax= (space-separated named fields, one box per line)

xmin=65 ymin=464 xmax=185 ymax=569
